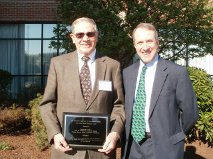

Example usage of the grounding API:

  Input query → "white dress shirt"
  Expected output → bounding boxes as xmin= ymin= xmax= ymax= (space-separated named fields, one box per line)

xmin=134 ymin=55 xmax=159 ymax=132
xmin=78 ymin=50 xmax=96 ymax=90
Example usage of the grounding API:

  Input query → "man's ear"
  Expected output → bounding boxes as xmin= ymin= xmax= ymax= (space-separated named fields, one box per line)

xmin=96 ymin=31 xmax=99 ymax=42
xmin=70 ymin=33 xmax=75 ymax=44
xmin=157 ymin=39 xmax=160 ymax=46
xmin=133 ymin=42 xmax=137 ymax=49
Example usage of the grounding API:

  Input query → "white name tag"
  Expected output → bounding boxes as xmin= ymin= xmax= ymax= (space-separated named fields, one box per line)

xmin=99 ymin=80 xmax=112 ymax=91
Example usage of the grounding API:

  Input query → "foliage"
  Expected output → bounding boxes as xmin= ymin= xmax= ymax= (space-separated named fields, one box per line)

xmin=196 ymin=110 xmax=213 ymax=143
xmin=51 ymin=0 xmax=212 ymax=67
xmin=52 ymin=0 xmax=135 ymax=67
xmin=187 ymin=67 xmax=213 ymax=145
xmin=0 ymin=142 xmax=14 ymax=150
xmin=0 ymin=69 xmax=13 ymax=107
xmin=0 ymin=105 xmax=30 ymax=134
xmin=122 ymin=0 xmax=213 ymax=61
xmin=28 ymin=93 xmax=49 ymax=151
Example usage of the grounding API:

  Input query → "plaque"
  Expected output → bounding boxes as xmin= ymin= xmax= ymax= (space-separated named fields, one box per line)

xmin=62 ymin=112 xmax=109 ymax=149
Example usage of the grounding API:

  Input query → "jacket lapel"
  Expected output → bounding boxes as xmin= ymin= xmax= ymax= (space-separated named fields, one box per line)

xmin=149 ymin=58 xmax=168 ymax=118
xmin=127 ymin=62 xmax=140 ymax=118
xmin=65 ymin=51 xmax=86 ymax=106
xmin=86 ymin=53 xmax=106 ymax=109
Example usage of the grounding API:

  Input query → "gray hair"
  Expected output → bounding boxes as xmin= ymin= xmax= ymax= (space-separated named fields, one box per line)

xmin=71 ymin=17 xmax=98 ymax=33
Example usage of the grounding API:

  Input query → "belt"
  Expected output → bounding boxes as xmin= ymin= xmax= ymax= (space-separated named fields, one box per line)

xmin=137 ymin=132 xmax=151 ymax=145
xmin=145 ymin=132 xmax=151 ymax=138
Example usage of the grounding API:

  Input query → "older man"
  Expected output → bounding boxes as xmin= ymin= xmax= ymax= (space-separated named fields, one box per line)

xmin=40 ymin=17 xmax=125 ymax=159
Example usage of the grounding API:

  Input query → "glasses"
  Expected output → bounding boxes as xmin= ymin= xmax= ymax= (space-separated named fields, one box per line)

xmin=74 ymin=32 xmax=96 ymax=39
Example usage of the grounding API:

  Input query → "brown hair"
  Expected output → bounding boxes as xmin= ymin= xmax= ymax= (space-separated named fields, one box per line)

xmin=132 ymin=23 xmax=158 ymax=42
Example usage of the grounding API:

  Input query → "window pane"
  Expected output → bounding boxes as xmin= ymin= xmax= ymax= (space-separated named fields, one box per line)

xmin=43 ymin=24 xmax=56 ymax=38
xmin=10 ymin=76 xmax=42 ymax=99
xmin=25 ymin=40 xmax=41 ymax=55
xmin=0 ymin=24 xmax=42 ymax=38
xmin=25 ymin=24 xmax=41 ymax=38
xmin=43 ymin=40 xmax=57 ymax=74
xmin=43 ymin=40 xmax=57 ymax=55
xmin=0 ymin=24 xmax=25 ymax=38
xmin=0 ymin=39 xmax=41 ymax=75
xmin=25 ymin=40 xmax=41 ymax=75
xmin=0 ymin=39 xmax=25 ymax=74
xmin=43 ymin=40 xmax=66 ymax=55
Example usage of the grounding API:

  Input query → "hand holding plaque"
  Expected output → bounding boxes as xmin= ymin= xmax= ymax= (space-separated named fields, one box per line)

xmin=54 ymin=133 xmax=72 ymax=152
xmin=62 ymin=112 xmax=109 ymax=149
xmin=98 ymin=131 xmax=120 ymax=154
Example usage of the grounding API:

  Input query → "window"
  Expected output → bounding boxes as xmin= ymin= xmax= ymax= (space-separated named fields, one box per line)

xmin=0 ymin=24 xmax=66 ymax=99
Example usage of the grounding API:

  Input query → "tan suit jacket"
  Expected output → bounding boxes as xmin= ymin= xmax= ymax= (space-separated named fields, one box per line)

xmin=39 ymin=51 xmax=125 ymax=159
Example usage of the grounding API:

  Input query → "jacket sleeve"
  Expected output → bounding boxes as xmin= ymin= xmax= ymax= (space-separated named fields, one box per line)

xmin=110 ymin=62 xmax=125 ymax=138
xmin=39 ymin=58 xmax=61 ymax=143
xmin=176 ymin=67 xmax=199 ymax=133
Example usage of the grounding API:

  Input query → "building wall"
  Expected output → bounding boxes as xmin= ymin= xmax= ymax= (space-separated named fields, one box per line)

xmin=0 ymin=0 xmax=59 ymax=22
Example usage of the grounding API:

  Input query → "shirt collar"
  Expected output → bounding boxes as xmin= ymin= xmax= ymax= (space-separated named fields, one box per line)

xmin=77 ymin=49 xmax=96 ymax=63
xmin=140 ymin=55 xmax=159 ymax=68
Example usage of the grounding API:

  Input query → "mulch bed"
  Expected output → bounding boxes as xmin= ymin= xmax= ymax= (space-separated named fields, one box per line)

xmin=0 ymin=131 xmax=212 ymax=159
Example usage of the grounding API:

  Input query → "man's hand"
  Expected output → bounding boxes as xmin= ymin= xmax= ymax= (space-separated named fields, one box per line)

xmin=53 ymin=133 xmax=72 ymax=152
xmin=98 ymin=132 xmax=120 ymax=154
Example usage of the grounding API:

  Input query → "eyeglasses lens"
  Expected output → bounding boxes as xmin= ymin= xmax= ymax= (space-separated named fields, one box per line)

xmin=75 ymin=32 xmax=96 ymax=38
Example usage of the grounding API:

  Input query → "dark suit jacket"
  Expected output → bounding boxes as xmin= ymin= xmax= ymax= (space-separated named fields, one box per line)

xmin=122 ymin=57 xmax=198 ymax=159
xmin=39 ymin=51 xmax=125 ymax=159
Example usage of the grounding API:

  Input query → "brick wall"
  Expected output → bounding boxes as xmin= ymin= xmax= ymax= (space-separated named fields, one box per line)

xmin=0 ymin=0 xmax=60 ymax=22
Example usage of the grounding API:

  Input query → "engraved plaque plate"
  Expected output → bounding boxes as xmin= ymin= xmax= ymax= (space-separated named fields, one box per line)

xmin=62 ymin=112 xmax=109 ymax=149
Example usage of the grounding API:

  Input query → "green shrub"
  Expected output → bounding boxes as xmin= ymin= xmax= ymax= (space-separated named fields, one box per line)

xmin=187 ymin=67 xmax=213 ymax=145
xmin=0 ymin=105 xmax=30 ymax=134
xmin=28 ymin=93 xmax=49 ymax=151
xmin=0 ymin=142 xmax=14 ymax=150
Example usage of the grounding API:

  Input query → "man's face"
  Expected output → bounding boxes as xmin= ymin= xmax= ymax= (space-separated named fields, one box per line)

xmin=71 ymin=21 xmax=98 ymax=56
xmin=134 ymin=28 xmax=159 ymax=64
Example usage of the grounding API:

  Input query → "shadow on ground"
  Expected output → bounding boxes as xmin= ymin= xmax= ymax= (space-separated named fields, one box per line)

xmin=184 ymin=146 xmax=206 ymax=159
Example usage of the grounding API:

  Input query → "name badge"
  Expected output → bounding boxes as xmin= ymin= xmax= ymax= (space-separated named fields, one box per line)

xmin=99 ymin=80 xmax=112 ymax=91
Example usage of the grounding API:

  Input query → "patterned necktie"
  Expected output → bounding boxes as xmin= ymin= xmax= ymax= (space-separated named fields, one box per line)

xmin=131 ymin=65 xmax=147 ymax=143
xmin=79 ymin=56 xmax=92 ymax=105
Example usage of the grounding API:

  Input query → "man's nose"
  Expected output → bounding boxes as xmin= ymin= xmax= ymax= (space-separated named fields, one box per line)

xmin=142 ymin=43 xmax=149 ymax=50
xmin=82 ymin=34 xmax=89 ymax=40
